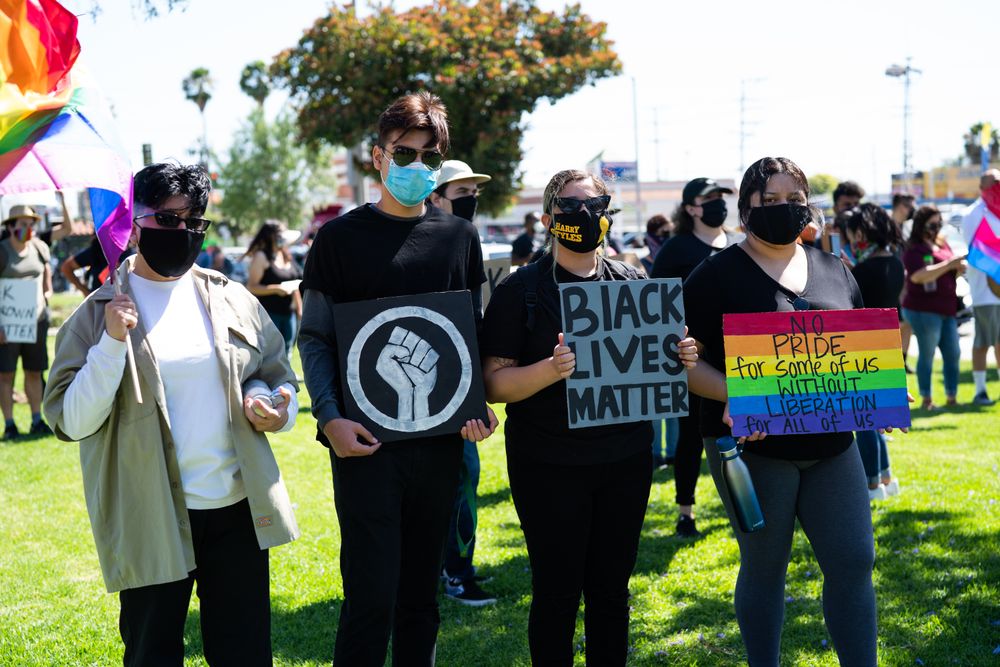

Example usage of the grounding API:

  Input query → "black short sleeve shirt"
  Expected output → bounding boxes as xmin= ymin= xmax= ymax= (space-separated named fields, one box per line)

xmin=684 ymin=244 xmax=864 ymax=460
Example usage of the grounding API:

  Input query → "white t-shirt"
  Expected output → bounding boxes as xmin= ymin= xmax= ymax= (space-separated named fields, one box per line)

xmin=961 ymin=199 xmax=1000 ymax=307
xmin=130 ymin=272 xmax=245 ymax=509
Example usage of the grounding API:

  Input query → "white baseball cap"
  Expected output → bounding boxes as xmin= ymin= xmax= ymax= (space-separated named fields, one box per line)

xmin=436 ymin=160 xmax=491 ymax=188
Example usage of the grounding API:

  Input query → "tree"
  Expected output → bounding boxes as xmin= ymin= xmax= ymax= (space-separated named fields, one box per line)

xmin=808 ymin=173 xmax=838 ymax=196
xmin=83 ymin=1 xmax=188 ymax=20
xmin=182 ymin=67 xmax=212 ymax=166
xmin=218 ymin=107 xmax=337 ymax=234
xmin=272 ymin=0 xmax=621 ymax=215
xmin=963 ymin=122 xmax=999 ymax=164
xmin=240 ymin=61 xmax=271 ymax=108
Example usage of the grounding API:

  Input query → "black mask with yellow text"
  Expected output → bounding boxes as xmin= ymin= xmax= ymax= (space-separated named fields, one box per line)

xmin=549 ymin=209 xmax=611 ymax=253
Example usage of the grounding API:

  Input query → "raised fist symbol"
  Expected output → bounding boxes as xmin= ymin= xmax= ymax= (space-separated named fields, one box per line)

xmin=376 ymin=326 xmax=439 ymax=423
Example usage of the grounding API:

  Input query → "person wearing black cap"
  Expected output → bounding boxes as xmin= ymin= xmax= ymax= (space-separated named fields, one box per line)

xmin=650 ymin=177 xmax=737 ymax=537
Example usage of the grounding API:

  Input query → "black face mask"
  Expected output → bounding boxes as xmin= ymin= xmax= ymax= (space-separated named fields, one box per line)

xmin=700 ymin=199 xmax=727 ymax=228
xmin=448 ymin=195 xmax=478 ymax=222
xmin=746 ymin=204 xmax=812 ymax=246
xmin=550 ymin=208 xmax=611 ymax=253
xmin=138 ymin=226 xmax=205 ymax=278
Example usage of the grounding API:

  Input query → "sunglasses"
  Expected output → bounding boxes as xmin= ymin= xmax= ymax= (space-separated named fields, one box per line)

xmin=554 ymin=195 xmax=612 ymax=215
xmin=381 ymin=145 xmax=444 ymax=170
xmin=133 ymin=212 xmax=213 ymax=233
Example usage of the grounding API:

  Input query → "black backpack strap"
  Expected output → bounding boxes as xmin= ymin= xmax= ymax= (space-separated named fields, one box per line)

xmin=518 ymin=260 xmax=542 ymax=333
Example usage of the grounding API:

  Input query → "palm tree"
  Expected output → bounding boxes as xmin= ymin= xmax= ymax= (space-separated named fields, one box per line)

xmin=239 ymin=61 xmax=271 ymax=107
xmin=182 ymin=67 xmax=212 ymax=166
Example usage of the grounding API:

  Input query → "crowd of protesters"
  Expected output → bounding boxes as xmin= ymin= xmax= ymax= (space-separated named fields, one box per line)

xmin=0 ymin=89 xmax=991 ymax=667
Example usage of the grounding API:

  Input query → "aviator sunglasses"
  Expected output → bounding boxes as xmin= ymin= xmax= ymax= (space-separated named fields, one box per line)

xmin=133 ymin=211 xmax=213 ymax=233
xmin=554 ymin=195 xmax=612 ymax=215
xmin=380 ymin=145 xmax=444 ymax=170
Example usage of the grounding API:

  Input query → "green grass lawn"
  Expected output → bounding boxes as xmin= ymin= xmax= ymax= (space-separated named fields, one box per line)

xmin=1 ymin=348 xmax=998 ymax=665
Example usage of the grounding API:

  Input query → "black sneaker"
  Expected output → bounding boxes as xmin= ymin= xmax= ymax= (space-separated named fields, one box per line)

xmin=3 ymin=423 xmax=19 ymax=441
xmin=972 ymin=392 xmax=996 ymax=406
xmin=675 ymin=514 xmax=701 ymax=538
xmin=29 ymin=420 xmax=52 ymax=436
xmin=444 ymin=577 xmax=497 ymax=606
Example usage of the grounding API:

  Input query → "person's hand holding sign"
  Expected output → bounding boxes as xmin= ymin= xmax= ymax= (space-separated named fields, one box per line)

xmin=377 ymin=326 xmax=439 ymax=422
xmin=461 ymin=405 xmax=499 ymax=442
xmin=105 ymin=294 xmax=138 ymax=342
xmin=550 ymin=332 xmax=575 ymax=380
xmin=324 ymin=418 xmax=381 ymax=458
xmin=723 ymin=399 xmax=767 ymax=444
xmin=676 ymin=326 xmax=698 ymax=369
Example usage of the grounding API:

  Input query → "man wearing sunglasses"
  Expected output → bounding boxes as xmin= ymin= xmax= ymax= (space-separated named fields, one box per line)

xmin=44 ymin=162 xmax=300 ymax=666
xmin=299 ymin=92 xmax=498 ymax=665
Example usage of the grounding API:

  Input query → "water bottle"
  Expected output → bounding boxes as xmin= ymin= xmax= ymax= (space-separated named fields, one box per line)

xmin=715 ymin=437 xmax=766 ymax=533
xmin=922 ymin=254 xmax=937 ymax=293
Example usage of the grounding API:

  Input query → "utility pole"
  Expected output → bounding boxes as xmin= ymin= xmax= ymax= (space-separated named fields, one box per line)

xmin=631 ymin=75 xmax=642 ymax=230
xmin=652 ymin=107 xmax=662 ymax=182
xmin=739 ymin=78 xmax=763 ymax=175
xmin=885 ymin=58 xmax=921 ymax=193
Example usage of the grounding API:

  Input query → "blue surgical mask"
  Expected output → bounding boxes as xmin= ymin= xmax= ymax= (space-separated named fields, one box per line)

xmin=382 ymin=159 xmax=439 ymax=207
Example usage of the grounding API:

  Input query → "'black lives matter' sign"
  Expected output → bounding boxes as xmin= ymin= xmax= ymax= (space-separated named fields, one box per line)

xmin=333 ymin=291 xmax=488 ymax=442
xmin=560 ymin=279 xmax=689 ymax=428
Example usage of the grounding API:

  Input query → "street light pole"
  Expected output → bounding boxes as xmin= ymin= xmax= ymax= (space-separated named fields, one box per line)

xmin=885 ymin=58 xmax=921 ymax=193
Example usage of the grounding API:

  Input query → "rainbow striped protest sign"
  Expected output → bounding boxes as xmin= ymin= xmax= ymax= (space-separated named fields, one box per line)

xmin=723 ymin=308 xmax=910 ymax=437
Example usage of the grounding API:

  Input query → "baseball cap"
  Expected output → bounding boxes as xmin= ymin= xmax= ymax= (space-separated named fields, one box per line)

xmin=436 ymin=160 xmax=491 ymax=189
xmin=682 ymin=177 xmax=733 ymax=205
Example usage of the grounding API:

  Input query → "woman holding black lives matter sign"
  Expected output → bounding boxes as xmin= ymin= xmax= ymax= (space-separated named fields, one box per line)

xmin=684 ymin=157 xmax=890 ymax=665
xmin=480 ymin=169 xmax=698 ymax=665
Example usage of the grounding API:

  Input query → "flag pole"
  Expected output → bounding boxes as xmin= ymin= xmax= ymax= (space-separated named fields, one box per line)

xmin=114 ymin=261 xmax=142 ymax=404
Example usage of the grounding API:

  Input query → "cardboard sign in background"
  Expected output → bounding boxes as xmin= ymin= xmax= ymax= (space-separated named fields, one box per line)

xmin=333 ymin=290 xmax=488 ymax=442
xmin=724 ymin=308 xmax=911 ymax=437
xmin=0 ymin=278 xmax=38 ymax=343
xmin=560 ymin=278 xmax=689 ymax=428
xmin=482 ymin=257 xmax=510 ymax=308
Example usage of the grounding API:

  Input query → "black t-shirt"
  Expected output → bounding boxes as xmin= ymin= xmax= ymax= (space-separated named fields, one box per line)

xmin=651 ymin=231 xmax=738 ymax=281
xmin=72 ymin=238 xmax=109 ymax=292
xmin=511 ymin=231 xmax=534 ymax=260
xmin=301 ymin=203 xmax=486 ymax=446
xmin=258 ymin=257 xmax=302 ymax=314
xmin=479 ymin=253 xmax=653 ymax=466
xmin=851 ymin=255 xmax=904 ymax=313
xmin=684 ymin=244 xmax=864 ymax=460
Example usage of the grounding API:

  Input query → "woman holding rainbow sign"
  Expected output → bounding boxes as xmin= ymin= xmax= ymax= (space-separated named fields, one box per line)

xmin=683 ymin=157 xmax=880 ymax=666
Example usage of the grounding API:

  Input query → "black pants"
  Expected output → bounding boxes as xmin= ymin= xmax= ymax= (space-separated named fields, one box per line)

xmin=673 ymin=393 xmax=704 ymax=506
xmin=118 ymin=499 xmax=270 ymax=667
xmin=507 ymin=448 xmax=652 ymax=666
xmin=331 ymin=439 xmax=463 ymax=667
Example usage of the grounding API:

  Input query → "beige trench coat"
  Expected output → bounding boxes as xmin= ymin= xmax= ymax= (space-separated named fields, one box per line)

xmin=43 ymin=260 xmax=299 ymax=593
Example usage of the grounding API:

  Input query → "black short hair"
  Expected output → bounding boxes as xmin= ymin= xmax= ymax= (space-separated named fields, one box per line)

xmin=845 ymin=203 xmax=902 ymax=249
xmin=832 ymin=180 xmax=865 ymax=204
xmin=891 ymin=193 xmax=915 ymax=209
xmin=133 ymin=162 xmax=211 ymax=216
xmin=738 ymin=157 xmax=810 ymax=225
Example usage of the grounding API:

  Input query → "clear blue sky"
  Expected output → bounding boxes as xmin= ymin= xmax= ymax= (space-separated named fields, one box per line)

xmin=62 ymin=0 xmax=1000 ymax=196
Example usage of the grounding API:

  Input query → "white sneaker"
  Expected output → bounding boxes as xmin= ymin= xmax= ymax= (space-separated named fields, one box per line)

xmin=869 ymin=485 xmax=888 ymax=501
xmin=883 ymin=478 xmax=901 ymax=497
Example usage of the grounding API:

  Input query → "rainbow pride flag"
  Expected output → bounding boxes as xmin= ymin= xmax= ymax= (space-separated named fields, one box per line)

xmin=1 ymin=0 xmax=132 ymax=271
xmin=723 ymin=308 xmax=910 ymax=437
xmin=968 ymin=218 xmax=1000 ymax=285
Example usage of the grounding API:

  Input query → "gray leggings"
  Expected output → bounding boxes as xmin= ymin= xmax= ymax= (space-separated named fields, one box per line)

xmin=704 ymin=440 xmax=877 ymax=667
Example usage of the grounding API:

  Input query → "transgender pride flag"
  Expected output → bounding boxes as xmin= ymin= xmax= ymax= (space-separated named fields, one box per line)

xmin=1 ymin=0 xmax=133 ymax=272
xmin=968 ymin=218 xmax=1000 ymax=285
